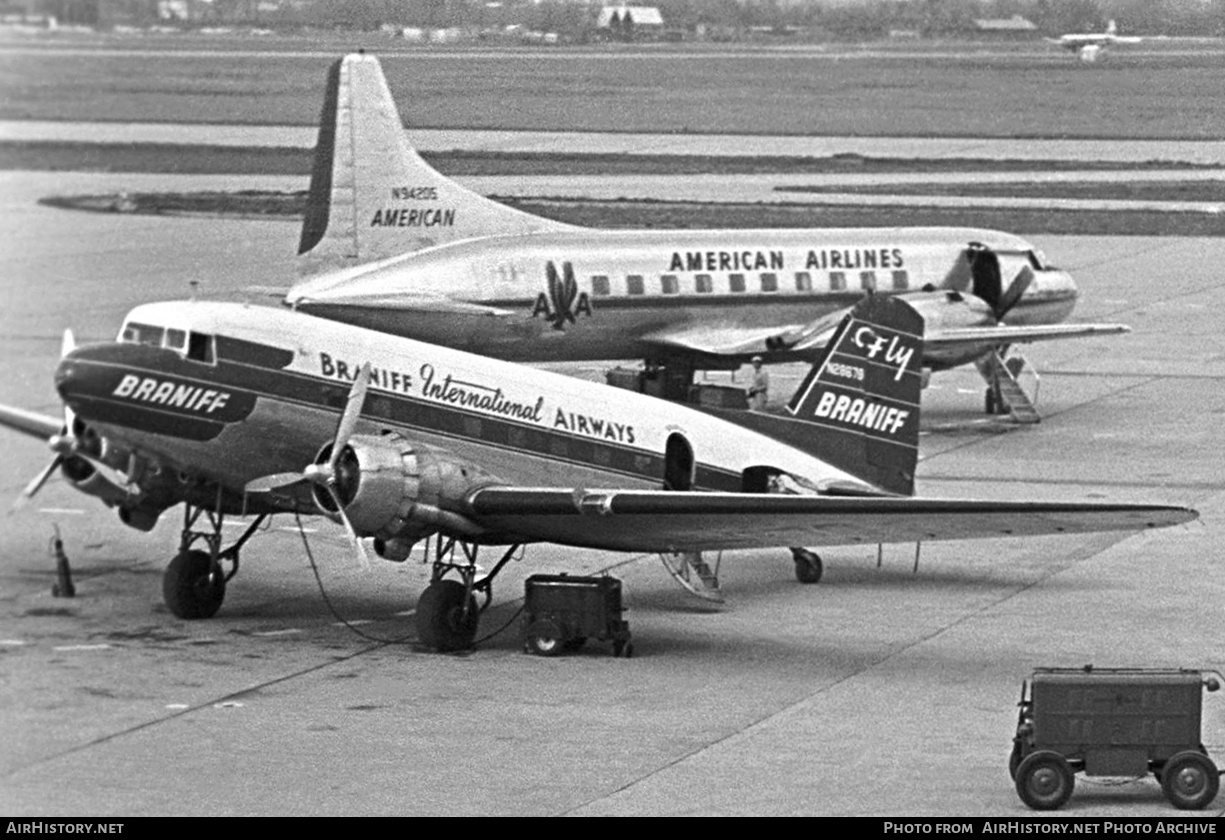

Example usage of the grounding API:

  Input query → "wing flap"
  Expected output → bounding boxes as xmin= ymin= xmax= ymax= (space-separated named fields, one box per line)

xmin=467 ymin=488 xmax=1196 ymax=554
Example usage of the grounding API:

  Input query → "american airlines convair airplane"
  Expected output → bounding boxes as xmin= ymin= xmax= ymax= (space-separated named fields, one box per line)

xmin=0 ymin=296 xmax=1195 ymax=652
xmin=284 ymin=53 xmax=1129 ymax=419
xmin=1049 ymin=20 xmax=1142 ymax=63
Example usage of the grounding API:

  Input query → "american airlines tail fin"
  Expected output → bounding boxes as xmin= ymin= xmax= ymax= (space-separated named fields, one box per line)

xmin=726 ymin=295 xmax=924 ymax=496
xmin=298 ymin=53 xmax=574 ymax=274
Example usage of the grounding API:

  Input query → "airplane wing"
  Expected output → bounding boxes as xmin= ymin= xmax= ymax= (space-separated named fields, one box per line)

xmin=640 ymin=320 xmax=1131 ymax=362
xmin=639 ymin=323 xmax=807 ymax=360
xmin=290 ymin=293 xmax=518 ymax=318
xmin=466 ymin=488 xmax=1196 ymax=554
xmin=0 ymin=404 xmax=63 ymax=441
xmin=925 ymin=322 xmax=1132 ymax=348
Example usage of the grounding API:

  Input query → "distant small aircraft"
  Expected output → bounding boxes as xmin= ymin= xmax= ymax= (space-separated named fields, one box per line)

xmin=0 ymin=297 xmax=1195 ymax=651
xmin=284 ymin=54 xmax=1130 ymax=420
xmin=1050 ymin=20 xmax=1142 ymax=62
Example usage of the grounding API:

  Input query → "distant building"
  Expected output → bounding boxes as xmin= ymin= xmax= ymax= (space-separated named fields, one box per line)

xmin=974 ymin=15 xmax=1037 ymax=38
xmin=596 ymin=5 xmax=662 ymax=41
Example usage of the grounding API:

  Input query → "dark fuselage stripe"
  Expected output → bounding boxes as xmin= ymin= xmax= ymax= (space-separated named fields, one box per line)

xmin=75 ymin=355 xmax=745 ymax=492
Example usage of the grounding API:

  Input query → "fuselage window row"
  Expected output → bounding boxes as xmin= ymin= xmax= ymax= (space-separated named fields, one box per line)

xmin=583 ymin=270 xmax=910 ymax=298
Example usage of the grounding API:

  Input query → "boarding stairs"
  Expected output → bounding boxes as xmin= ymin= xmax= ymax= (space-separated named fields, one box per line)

xmin=985 ymin=351 xmax=1041 ymax=424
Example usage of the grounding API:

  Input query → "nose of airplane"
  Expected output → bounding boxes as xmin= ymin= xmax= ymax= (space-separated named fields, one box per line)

xmin=1018 ymin=267 xmax=1079 ymax=324
xmin=54 ymin=353 xmax=78 ymax=400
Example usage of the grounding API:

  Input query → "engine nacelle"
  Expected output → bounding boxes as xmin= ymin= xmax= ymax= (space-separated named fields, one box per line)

xmin=317 ymin=432 xmax=497 ymax=544
xmin=899 ymin=290 xmax=1000 ymax=371
xmin=62 ymin=460 xmax=131 ymax=506
xmin=118 ymin=503 xmax=166 ymax=532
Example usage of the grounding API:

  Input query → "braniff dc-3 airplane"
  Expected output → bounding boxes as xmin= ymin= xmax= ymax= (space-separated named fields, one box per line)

xmin=0 ymin=295 xmax=1196 ymax=651
xmin=282 ymin=53 xmax=1130 ymax=421
xmin=1050 ymin=20 xmax=1142 ymax=63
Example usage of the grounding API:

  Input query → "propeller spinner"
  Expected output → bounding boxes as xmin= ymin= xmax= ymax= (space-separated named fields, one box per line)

xmin=245 ymin=362 xmax=372 ymax=566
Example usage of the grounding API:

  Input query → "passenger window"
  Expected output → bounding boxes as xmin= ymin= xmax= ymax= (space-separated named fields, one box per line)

xmin=760 ymin=273 xmax=778 ymax=293
xmin=695 ymin=274 xmax=713 ymax=293
xmin=829 ymin=272 xmax=846 ymax=291
xmin=794 ymin=272 xmax=812 ymax=292
xmin=729 ymin=273 xmax=746 ymax=293
xmin=626 ymin=275 xmax=644 ymax=296
xmin=591 ymin=275 xmax=611 ymax=296
xmin=187 ymin=333 xmax=215 ymax=364
xmin=660 ymin=274 xmax=679 ymax=295
xmin=860 ymin=271 xmax=877 ymax=291
xmin=891 ymin=270 xmax=909 ymax=290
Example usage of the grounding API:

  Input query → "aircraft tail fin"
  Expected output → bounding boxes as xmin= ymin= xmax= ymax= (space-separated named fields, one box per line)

xmin=298 ymin=53 xmax=573 ymax=274
xmin=1106 ymin=19 xmax=1117 ymax=35
xmin=720 ymin=295 xmax=924 ymax=496
xmin=784 ymin=294 xmax=924 ymax=495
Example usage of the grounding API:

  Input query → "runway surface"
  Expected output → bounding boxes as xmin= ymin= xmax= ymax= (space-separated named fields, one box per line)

xmin=5 ymin=119 xmax=1225 ymax=165
xmin=0 ymin=169 xmax=1223 ymax=817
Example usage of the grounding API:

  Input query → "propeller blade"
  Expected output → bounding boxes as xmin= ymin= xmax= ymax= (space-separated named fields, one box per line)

xmin=9 ymin=455 xmax=65 ymax=514
xmin=245 ymin=472 xmax=312 ymax=494
xmin=329 ymin=363 xmax=370 ymax=474
xmin=74 ymin=453 xmax=136 ymax=493
xmin=995 ymin=265 xmax=1036 ymax=320
xmin=323 ymin=484 xmax=371 ymax=569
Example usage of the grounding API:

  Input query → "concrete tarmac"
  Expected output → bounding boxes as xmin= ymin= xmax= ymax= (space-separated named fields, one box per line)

xmin=0 ymin=171 xmax=1223 ymax=817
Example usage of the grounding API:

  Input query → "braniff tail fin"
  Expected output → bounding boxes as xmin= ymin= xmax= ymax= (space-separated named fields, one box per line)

xmin=721 ymin=294 xmax=925 ymax=496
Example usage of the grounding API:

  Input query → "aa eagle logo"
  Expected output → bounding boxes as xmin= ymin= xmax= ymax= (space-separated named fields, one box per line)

xmin=531 ymin=261 xmax=593 ymax=330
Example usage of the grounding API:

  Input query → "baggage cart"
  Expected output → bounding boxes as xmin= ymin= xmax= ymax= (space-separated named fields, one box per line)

xmin=1010 ymin=666 xmax=1223 ymax=810
xmin=522 ymin=573 xmax=632 ymax=658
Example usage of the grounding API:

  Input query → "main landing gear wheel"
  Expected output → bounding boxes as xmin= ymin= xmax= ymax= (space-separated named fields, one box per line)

xmin=792 ymin=548 xmax=823 ymax=584
xmin=1161 ymin=750 xmax=1220 ymax=810
xmin=163 ymin=549 xmax=226 ymax=619
xmin=416 ymin=580 xmax=479 ymax=652
xmin=1015 ymin=750 xmax=1074 ymax=810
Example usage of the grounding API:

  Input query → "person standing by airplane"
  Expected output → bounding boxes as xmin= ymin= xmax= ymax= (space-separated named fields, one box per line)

xmin=748 ymin=356 xmax=769 ymax=411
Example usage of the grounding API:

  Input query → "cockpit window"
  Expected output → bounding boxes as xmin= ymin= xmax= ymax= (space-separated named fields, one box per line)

xmin=119 ymin=322 xmax=215 ymax=364
xmin=120 ymin=322 xmax=165 ymax=347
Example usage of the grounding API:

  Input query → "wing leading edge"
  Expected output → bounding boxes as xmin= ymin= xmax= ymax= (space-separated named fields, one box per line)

xmin=467 ymin=488 xmax=1197 ymax=554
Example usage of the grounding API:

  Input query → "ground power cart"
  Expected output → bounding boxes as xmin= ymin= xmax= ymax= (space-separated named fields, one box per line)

xmin=1011 ymin=667 xmax=1223 ymax=810
xmin=522 ymin=574 xmax=633 ymax=658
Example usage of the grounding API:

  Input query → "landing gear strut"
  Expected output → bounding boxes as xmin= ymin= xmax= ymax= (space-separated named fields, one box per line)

xmin=163 ymin=501 xmax=266 ymax=620
xmin=416 ymin=538 xmax=521 ymax=652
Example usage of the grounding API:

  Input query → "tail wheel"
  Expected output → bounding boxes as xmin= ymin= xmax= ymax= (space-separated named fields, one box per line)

xmin=416 ymin=580 xmax=479 ymax=652
xmin=1015 ymin=750 xmax=1074 ymax=810
xmin=163 ymin=549 xmax=226 ymax=620
xmin=1161 ymin=751 xmax=1220 ymax=810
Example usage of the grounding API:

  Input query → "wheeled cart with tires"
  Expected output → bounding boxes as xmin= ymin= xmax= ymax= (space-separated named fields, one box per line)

xmin=1010 ymin=666 xmax=1223 ymax=810
xmin=522 ymin=573 xmax=632 ymax=657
